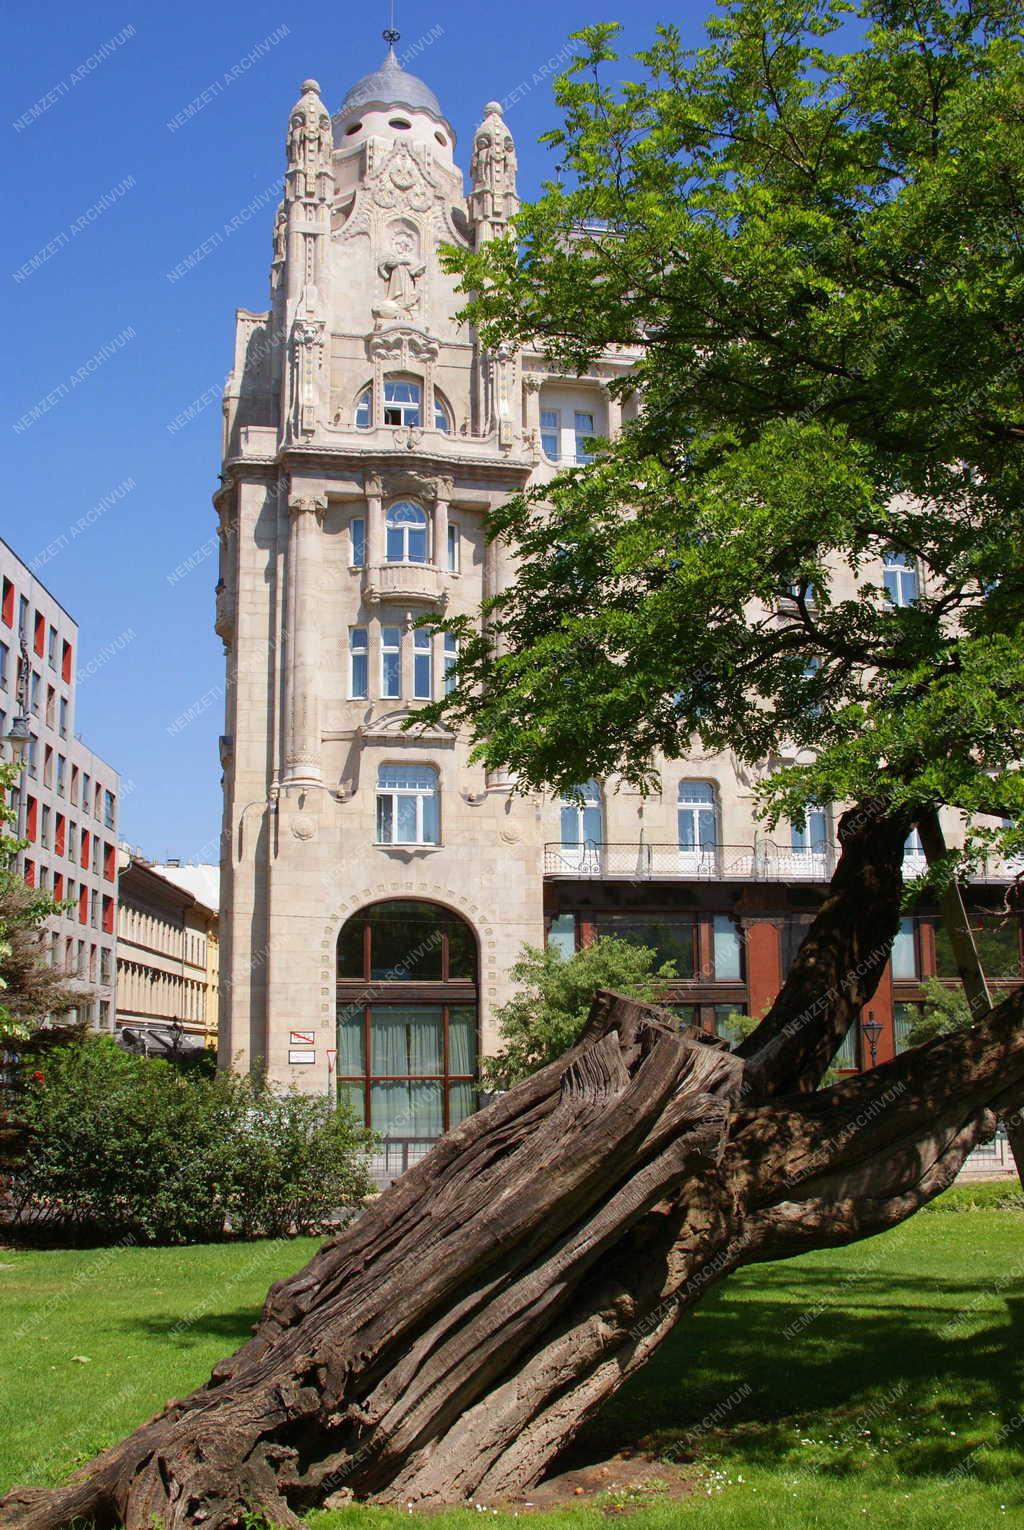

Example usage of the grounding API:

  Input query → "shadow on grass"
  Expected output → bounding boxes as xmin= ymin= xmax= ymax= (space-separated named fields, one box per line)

xmin=126 ymin=1308 xmax=261 ymax=1347
xmin=567 ymin=1262 xmax=1024 ymax=1483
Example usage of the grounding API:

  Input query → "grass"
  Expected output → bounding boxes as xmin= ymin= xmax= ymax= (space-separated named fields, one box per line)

xmin=2 ymin=1191 xmax=1023 ymax=1529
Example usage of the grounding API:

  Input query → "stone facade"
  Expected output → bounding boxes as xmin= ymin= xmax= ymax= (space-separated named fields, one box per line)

xmin=0 ymin=537 xmax=120 ymax=1029
xmin=216 ymin=46 xmax=1022 ymax=1171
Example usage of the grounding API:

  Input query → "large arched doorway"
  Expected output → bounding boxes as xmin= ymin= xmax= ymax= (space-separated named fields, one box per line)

xmin=336 ymin=900 xmax=478 ymax=1181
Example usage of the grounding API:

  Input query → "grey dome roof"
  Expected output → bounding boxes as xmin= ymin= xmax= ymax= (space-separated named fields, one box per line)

xmin=338 ymin=48 xmax=443 ymax=118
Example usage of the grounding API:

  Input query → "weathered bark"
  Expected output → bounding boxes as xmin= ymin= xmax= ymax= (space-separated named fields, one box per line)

xmin=3 ymin=804 xmax=1022 ymax=1530
xmin=737 ymin=800 xmax=912 ymax=1094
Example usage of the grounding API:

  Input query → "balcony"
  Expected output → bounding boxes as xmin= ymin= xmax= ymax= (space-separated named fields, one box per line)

xmin=543 ymin=842 xmax=834 ymax=882
xmin=544 ymin=842 xmax=1024 ymax=884
xmin=363 ymin=562 xmax=447 ymax=608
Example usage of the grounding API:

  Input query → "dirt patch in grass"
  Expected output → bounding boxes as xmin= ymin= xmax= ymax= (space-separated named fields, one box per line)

xmin=508 ymin=1451 xmax=693 ymax=1514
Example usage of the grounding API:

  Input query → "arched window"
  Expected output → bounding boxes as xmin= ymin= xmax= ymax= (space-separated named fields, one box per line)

xmin=376 ymin=763 xmax=438 ymax=844
xmin=354 ymin=379 xmax=424 ymax=430
xmin=336 ymin=900 xmax=478 ymax=1180
xmin=434 ymin=393 xmax=452 ymax=433
xmin=385 ymin=501 xmax=429 ymax=564
xmin=678 ymin=781 xmax=717 ymax=849
xmin=560 ymin=781 xmax=603 ymax=846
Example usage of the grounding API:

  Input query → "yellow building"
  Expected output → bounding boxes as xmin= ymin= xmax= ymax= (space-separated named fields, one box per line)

xmin=116 ymin=854 xmax=219 ymax=1053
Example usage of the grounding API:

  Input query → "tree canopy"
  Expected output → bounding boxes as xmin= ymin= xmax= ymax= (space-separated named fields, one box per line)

xmin=426 ymin=0 xmax=1024 ymax=870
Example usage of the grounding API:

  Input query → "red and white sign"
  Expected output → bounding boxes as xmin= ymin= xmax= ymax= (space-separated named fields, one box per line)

xmin=290 ymin=1030 xmax=315 ymax=1047
xmin=326 ymin=1049 xmax=337 ymax=1073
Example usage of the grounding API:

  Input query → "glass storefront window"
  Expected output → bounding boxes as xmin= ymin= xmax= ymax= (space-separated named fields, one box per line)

xmin=593 ymin=913 xmax=695 ymax=976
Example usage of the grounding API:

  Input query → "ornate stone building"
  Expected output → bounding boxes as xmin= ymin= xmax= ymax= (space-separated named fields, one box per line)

xmin=216 ymin=42 xmax=1022 ymax=1179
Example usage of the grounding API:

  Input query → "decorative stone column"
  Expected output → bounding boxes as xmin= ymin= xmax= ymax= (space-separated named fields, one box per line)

xmin=283 ymin=492 xmax=326 ymax=785
xmin=433 ymin=477 xmax=452 ymax=568
xmin=604 ymin=384 xmax=623 ymax=441
xmin=365 ymin=471 xmax=384 ymax=567
xmin=523 ymin=374 xmax=543 ymax=458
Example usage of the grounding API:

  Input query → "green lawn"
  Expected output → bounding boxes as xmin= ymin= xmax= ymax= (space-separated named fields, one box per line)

xmin=1 ymin=1187 xmax=1022 ymax=1530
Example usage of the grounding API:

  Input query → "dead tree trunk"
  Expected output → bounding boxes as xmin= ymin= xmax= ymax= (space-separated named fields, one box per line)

xmin=3 ymin=803 xmax=1022 ymax=1530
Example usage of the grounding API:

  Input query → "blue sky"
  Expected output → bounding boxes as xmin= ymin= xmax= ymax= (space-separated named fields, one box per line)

xmin=0 ymin=0 xmax=715 ymax=863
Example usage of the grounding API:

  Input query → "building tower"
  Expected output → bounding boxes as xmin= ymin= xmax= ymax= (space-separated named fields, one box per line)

xmin=217 ymin=41 xmax=605 ymax=1177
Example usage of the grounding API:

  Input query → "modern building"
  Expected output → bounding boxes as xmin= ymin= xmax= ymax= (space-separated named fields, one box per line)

xmin=216 ymin=41 xmax=1022 ymax=1179
xmin=0 ymin=539 xmax=120 ymax=1030
xmin=115 ymin=853 xmax=218 ymax=1051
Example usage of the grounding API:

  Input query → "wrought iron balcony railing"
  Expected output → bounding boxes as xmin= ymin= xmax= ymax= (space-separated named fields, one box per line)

xmin=543 ymin=842 xmax=1024 ymax=884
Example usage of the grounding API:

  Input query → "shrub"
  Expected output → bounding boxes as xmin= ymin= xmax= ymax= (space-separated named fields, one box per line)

xmin=7 ymin=1038 xmax=374 ymax=1243
xmin=485 ymin=936 xmax=677 ymax=1089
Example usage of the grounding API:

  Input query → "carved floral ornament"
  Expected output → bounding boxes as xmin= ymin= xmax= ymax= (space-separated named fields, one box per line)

xmin=364 ymin=469 xmax=453 ymax=504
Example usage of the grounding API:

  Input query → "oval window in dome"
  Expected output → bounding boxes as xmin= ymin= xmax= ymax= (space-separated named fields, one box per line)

xmin=345 ymin=120 xmax=363 ymax=136
xmin=389 ymin=116 xmax=412 ymax=130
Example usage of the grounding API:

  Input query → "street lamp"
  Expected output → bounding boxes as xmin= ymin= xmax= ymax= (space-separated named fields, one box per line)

xmin=861 ymin=1012 xmax=883 ymax=1069
xmin=2 ymin=712 xmax=31 ymax=766
xmin=2 ymin=711 xmax=32 ymax=873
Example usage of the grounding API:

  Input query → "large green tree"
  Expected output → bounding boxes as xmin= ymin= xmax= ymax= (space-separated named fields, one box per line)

xmin=428 ymin=0 xmax=1024 ymax=877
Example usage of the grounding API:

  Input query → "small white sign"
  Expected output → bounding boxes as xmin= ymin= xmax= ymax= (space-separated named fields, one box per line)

xmin=290 ymin=1030 xmax=315 ymax=1047
xmin=289 ymin=1048 xmax=316 ymax=1065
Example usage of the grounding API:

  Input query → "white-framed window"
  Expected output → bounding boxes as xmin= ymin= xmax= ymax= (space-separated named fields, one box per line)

xmin=678 ymin=781 xmax=718 ymax=849
xmin=104 ymin=789 xmax=116 ymax=829
xmin=40 ymin=805 xmax=50 ymax=849
xmin=355 ymin=379 xmax=424 ymax=430
xmin=883 ymin=550 xmax=918 ymax=607
xmin=413 ymin=629 xmax=433 ymax=699
xmin=349 ymin=628 xmax=368 ymax=699
xmin=443 ymin=633 xmax=458 ymax=695
xmin=904 ymin=827 xmax=925 ymax=861
xmin=350 ymin=517 xmax=366 ymax=568
xmin=55 ymin=752 xmax=65 ymax=794
xmin=47 ymin=626 xmax=58 ymax=668
xmin=381 ymin=626 xmax=402 ymax=698
xmin=386 ymin=501 xmax=429 ymax=564
xmin=29 ymin=671 xmax=40 ymax=716
xmin=376 ymin=763 xmax=439 ymax=845
xmin=791 ymin=807 xmax=828 ymax=855
xmin=560 ymin=781 xmax=603 ymax=845
xmin=434 ymin=394 xmax=451 ymax=433
xmin=541 ymin=408 xmax=560 ymax=461
xmin=447 ymin=523 xmax=460 ymax=573
xmin=58 ymin=696 xmax=68 ymax=738
xmin=574 ymin=411 xmax=596 ymax=464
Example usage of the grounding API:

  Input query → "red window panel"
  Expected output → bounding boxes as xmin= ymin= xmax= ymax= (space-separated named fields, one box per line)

xmin=53 ymin=872 xmax=64 ymax=900
xmin=55 ymin=812 xmax=66 ymax=856
xmin=104 ymin=842 xmax=115 ymax=880
xmin=24 ymin=859 xmax=35 ymax=888
xmin=25 ymin=795 xmax=38 ymax=841
xmin=102 ymin=895 xmax=114 ymax=935
xmin=78 ymin=886 xmax=88 ymax=924
xmin=33 ymin=611 xmax=44 ymax=657
xmin=61 ymin=640 xmax=72 ymax=683
xmin=1 ymin=578 xmax=13 ymax=627
xmin=80 ymin=828 xmax=90 ymax=870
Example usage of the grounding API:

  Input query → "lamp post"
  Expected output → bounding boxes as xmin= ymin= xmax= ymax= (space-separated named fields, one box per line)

xmin=861 ymin=1012 xmax=883 ymax=1069
xmin=3 ymin=639 xmax=32 ymax=874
